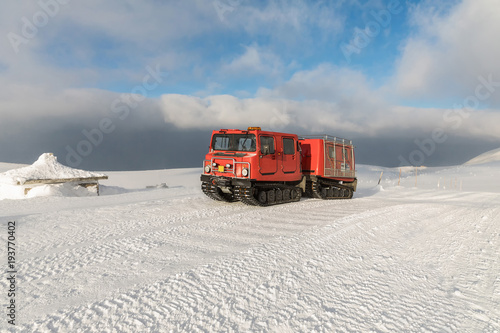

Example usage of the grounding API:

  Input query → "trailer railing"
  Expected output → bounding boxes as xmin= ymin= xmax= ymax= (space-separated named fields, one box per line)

xmin=299 ymin=135 xmax=353 ymax=146
xmin=324 ymin=168 xmax=356 ymax=178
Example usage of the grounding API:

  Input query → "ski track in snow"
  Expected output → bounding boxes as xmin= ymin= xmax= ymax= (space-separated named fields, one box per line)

xmin=1 ymin=187 xmax=499 ymax=332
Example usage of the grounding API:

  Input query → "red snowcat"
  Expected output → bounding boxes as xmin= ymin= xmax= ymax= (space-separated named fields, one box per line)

xmin=200 ymin=127 xmax=357 ymax=206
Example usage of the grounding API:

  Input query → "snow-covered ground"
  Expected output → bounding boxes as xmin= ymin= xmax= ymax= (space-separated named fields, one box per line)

xmin=0 ymin=151 xmax=499 ymax=332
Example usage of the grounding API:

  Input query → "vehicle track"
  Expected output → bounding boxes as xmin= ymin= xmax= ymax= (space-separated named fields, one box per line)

xmin=6 ymin=201 xmax=479 ymax=330
xmin=3 ymin=190 xmax=499 ymax=332
xmin=4 ymin=193 xmax=390 ymax=324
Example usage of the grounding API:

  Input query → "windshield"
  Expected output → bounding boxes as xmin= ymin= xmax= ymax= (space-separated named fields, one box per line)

xmin=211 ymin=134 xmax=256 ymax=152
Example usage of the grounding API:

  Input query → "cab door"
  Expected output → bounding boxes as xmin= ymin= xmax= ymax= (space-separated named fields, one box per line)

xmin=282 ymin=137 xmax=297 ymax=173
xmin=259 ymin=135 xmax=277 ymax=175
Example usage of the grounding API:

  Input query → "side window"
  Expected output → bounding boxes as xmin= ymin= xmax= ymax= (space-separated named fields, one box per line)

xmin=283 ymin=138 xmax=295 ymax=155
xmin=343 ymin=147 xmax=350 ymax=170
xmin=328 ymin=146 xmax=335 ymax=159
xmin=260 ymin=136 xmax=275 ymax=155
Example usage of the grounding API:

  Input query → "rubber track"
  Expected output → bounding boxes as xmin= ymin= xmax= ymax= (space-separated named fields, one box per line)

xmin=308 ymin=180 xmax=354 ymax=200
xmin=201 ymin=181 xmax=238 ymax=202
xmin=234 ymin=185 xmax=302 ymax=207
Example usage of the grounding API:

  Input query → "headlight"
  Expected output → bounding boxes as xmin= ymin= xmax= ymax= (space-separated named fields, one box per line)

xmin=226 ymin=163 xmax=231 ymax=168
xmin=242 ymin=168 xmax=249 ymax=177
xmin=204 ymin=165 xmax=211 ymax=173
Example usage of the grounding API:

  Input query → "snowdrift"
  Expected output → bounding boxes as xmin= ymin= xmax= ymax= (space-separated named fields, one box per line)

xmin=465 ymin=147 xmax=500 ymax=165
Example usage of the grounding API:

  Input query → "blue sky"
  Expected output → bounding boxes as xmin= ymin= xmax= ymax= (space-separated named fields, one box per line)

xmin=91 ymin=0 xmax=414 ymax=97
xmin=0 ymin=0 xmax=499 ymax=169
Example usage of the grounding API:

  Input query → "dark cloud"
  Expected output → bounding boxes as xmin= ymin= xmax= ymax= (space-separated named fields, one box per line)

xmin=0 ymin=121 xmax=212 ymax=171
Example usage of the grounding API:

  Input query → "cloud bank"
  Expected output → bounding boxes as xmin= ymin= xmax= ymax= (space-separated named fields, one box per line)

xmin=1 ymin=0 xmax=499 ymax=168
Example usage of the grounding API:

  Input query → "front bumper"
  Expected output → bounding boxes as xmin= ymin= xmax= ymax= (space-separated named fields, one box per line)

xmin=200 ymin=174 xmax=252 ymax=187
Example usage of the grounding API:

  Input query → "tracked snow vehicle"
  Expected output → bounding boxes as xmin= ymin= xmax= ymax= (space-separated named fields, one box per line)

xmin=201 ymin=127 xmax=304 ymax=206
xmin=200 ymin=127 xmax=356 ymax=206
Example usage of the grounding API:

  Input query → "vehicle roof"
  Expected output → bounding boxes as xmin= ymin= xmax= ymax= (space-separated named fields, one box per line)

xmin=213 ymin=128 xmax=298 ymax=138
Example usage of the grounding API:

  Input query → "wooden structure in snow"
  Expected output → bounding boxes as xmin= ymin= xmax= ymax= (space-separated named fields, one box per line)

xmin=0 ymin=153 xmax=108 ymax=197
xmin=18 ymin=176 xmax=108 ymax=195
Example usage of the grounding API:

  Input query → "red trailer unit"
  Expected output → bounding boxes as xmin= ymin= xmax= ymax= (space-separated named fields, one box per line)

xmin=300 ymin=136 xmax=357 ymax=199
xmin=200 ymin=127 xmax=304 ymax=206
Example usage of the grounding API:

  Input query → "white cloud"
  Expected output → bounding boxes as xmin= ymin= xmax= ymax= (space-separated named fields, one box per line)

xmin=232 ymin=1 xmax=342 ymax=33
xmin=0 ymin=1 xmax=215 ymax=84
xmin=158 ymin=92 xmax=500 ymax=140
xmin=159 ymin=65 xmax=387 ymax=134
xmin=0 ymin=1 xmax=348 ymax=97
xmin=221 ymin=44 xmax=284 ymax=77
xmin=258 ymin=64 xmax=384 ymax=104
xmin=224 ymin=0 xmax=345 ymax=50
xmin=158 ymin=63 xmax=500 ymax=141
xmin=160 ymin=94 xmax=287 ymax=130
xmin=394 ymin=0 xmax=500 ymax=105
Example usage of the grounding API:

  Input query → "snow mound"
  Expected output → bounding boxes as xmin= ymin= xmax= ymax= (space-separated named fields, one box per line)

xmin=0 ymin=153 xmax=107 ymax=185
xmin=26 ymin=182 xmax=99 ymax=198
xmin=465 ymin=147 xmax=500 ymax=165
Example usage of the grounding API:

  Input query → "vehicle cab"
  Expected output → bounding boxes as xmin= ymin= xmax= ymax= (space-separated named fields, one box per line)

xmin=201 ymin=127 xmax=302 ymax=185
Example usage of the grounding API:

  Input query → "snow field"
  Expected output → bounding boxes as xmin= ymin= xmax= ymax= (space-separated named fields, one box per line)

xmin=0 ymin=156 xmax=499 ymax=332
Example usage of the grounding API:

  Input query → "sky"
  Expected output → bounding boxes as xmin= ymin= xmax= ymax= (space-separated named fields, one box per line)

xmin=1 ymin=0 xmax=500 ymax=170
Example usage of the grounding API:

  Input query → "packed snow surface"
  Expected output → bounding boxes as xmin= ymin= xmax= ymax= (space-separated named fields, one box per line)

xmin=0 ymin=159 xmax=499 ymax=332
xmin=0 ymin=153 xmax=106 ymax=185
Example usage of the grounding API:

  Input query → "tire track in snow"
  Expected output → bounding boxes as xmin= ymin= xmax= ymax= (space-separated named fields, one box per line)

xmin=367 ymin=198 xmax=500 ymax=332
xmin=452 ymin=205 xmax=500 ymax=332
xmin=8 ymin=190 xmax=500 ymax=331
xmin=19 ymin=197 xmax=241 ymax=256
xmin=18 ymin=199 xmax=381 ymax=283
xmin=18 ymin=203 xmax=465 ymax=332
xmin=12 ymin=196 xmax=390 ymax=322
